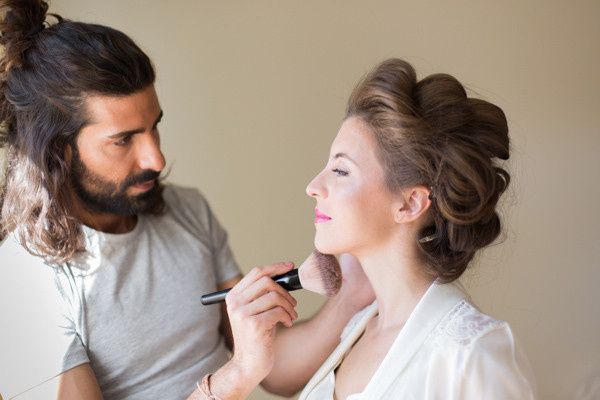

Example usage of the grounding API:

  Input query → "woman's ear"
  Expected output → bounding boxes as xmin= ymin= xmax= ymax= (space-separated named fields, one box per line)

xmin=394 ymin=186 xmax=432 ymax=224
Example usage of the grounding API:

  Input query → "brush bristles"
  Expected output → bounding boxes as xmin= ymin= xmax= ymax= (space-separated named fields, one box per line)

xmin=298 ymin=250 xmax=342 ymax=297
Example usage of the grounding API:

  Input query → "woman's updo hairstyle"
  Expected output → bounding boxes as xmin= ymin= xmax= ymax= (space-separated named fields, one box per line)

xmin=347 ymin=58 xmax=510 ymax=283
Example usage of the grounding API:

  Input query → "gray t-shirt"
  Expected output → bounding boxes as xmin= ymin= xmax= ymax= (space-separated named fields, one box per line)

xmin=1 ymin=184 xmax=241 ymax=399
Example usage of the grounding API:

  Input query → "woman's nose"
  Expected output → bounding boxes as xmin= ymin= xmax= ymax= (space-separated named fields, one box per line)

xmin=306 ymin=172 xmax=326 ymax=199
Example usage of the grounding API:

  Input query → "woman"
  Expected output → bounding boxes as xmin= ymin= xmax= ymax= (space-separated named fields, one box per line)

xmin=299 ymin=58 xmax=536 ymax=399
xmin=197 ymin=59 xmax=536 ymax=399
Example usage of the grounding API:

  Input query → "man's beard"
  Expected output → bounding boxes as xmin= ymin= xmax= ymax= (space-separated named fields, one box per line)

xmin=70 ymin=146 xmax=164 ymax=217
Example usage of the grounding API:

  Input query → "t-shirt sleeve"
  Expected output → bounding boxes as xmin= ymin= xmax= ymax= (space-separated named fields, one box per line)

xmin=456 ymin=323 xmax=537 ymax=399
xmin=207 ymin=206 xmax=243 ymax=284
xmin=191 ymin=189 xmax=242 ymax=284
xmin=53 ymin=270 xmax=91 ymax=372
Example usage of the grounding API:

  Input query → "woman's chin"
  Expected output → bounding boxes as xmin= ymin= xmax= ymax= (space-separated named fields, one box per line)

xmin=314 ymin=237 xmax=346 ymax=255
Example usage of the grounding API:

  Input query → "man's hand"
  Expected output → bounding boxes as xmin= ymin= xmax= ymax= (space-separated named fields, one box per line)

xmin=260 ymin=253 xmax=374 ymax=397
xmin=191 ymin=262 xmax=298 ymax=400
xmin=224 ymin=262 xmax=298 ymax=383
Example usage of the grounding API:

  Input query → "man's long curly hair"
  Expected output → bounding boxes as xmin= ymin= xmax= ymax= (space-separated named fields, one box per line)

xmin=0 ymin=0 xmax=161 ymax=264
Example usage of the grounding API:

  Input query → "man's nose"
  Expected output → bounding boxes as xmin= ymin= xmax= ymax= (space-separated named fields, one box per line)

xmin=137 ymin=134 xmax=165 ymax=172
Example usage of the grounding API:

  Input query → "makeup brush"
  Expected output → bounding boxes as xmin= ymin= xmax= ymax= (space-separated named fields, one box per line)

xmin=201 ymin=250 xmax=342 ymax=305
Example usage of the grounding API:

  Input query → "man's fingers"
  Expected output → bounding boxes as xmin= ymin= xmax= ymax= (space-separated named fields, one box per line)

xmin=239 ymin=275 xmax=297 ymax=308
xmin=229 ymin=262 xmax=294 ymax=293
xmin=240 ymin=291 xmax=298 ymax=323
xmin=256 ymin=306 xmax=294 ymax=329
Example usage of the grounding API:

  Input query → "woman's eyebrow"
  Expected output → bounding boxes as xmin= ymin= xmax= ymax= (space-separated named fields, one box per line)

xmin=332 ymin=152 xmax=358 ymax=165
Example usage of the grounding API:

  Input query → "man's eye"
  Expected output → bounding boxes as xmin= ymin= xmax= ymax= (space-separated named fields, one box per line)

xmin=332 ymin=168 xmax=349 ymax=177
xmin=114 ymin=136 xmax=131 ymax=146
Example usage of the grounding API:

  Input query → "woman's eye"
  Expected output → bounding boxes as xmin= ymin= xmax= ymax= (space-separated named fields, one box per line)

xmin=332 ymin=168 xmax=349 ymax=176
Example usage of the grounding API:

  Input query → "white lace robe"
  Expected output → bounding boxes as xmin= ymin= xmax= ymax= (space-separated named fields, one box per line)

xmin=299 ymin=282 xmax=537 ymax=400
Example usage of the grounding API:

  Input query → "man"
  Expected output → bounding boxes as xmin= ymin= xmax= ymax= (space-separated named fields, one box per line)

xmin=0 ymin=1 xmax=372 ymax=399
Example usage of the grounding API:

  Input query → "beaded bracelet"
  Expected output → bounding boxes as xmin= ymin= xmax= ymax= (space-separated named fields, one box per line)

xmin=196 ymin=373 xmax=224 ymax=400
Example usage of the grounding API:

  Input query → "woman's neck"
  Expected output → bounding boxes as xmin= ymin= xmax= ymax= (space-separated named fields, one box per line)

xmin=356 ymin=238 xmax=435 ymax=332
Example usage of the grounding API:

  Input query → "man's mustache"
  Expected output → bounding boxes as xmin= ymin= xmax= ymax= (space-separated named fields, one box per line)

xmin=120 ymin=170 xmax=161 ymax=191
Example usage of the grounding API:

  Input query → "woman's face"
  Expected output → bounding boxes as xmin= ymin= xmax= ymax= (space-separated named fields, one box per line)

xmin=306 ymin=117 xmax=401 ymax=256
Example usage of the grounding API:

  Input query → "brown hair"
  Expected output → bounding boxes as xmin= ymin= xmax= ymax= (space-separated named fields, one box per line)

xmin=347 ymin=58 xmax=510 ymax=282
xmin=0 ymin=0 xmax=159 ymax=263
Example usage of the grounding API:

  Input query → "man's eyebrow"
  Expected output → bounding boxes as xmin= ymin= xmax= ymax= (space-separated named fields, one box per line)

xmin=107 ymin=110 xmax=163 ymax=139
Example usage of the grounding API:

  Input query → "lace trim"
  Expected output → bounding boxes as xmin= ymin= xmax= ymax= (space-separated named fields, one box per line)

xmin=431 ymin=300 xmax=504 ymax=347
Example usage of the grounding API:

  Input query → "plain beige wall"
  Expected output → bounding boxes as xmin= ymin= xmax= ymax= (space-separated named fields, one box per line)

xmin=3 ymin=1 xmax=599 ymax=399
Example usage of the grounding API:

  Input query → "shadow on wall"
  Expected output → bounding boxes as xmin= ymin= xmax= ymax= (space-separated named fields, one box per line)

xmin=576 ymin=372 xmax=600 ymax=400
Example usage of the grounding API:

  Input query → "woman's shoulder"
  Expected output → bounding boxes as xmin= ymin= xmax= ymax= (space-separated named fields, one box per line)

xmin=431 ymin=299 xmax=509 ymax=348
xmin=427 ymin=300 xmax=537 ymax=398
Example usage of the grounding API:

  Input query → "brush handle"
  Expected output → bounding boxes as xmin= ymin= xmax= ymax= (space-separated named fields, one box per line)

xmin=201 ymin=269 xmax=302 ymax=305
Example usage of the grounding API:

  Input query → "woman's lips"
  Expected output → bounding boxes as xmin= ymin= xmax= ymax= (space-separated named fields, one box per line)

xmin=314 ymin=208 xmax=332 ymax=224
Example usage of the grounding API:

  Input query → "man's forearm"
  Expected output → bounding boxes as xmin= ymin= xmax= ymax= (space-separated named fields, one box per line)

xmin=260 ymin=294 xmax=362 ymax=396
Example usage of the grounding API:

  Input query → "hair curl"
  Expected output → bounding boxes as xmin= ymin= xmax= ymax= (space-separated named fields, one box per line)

xmin=0 ymin=0 xmax=159 ymax=263
xmin=347 ymin=58 xmax=510 ymax=282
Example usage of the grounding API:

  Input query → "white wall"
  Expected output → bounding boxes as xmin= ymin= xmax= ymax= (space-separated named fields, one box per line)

xmin=3 ymin=1 xmax=599 ymax=399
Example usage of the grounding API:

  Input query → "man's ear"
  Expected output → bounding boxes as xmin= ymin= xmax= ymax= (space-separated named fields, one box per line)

xmin=65 ymin=143 xmax=73 ymax=167
xmin=393 ymin=186 xmax=432 ymax=224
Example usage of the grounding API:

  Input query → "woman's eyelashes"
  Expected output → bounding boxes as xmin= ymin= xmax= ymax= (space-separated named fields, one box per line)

xmin=332 ymin=168 xmax=349 ymax=177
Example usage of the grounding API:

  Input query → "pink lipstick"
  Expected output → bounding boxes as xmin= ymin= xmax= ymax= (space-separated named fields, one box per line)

xmin=314 ymin=208 xmax=332 ymax=224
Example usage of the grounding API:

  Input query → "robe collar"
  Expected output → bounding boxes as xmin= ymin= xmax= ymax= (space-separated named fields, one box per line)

xmin=301 ymin=281 xmax=468 ymax=399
